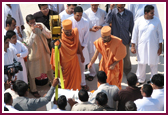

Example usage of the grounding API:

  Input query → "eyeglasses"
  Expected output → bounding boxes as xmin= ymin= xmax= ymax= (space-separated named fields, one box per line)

xmin=41 ymin=7 xmax=49 ymax=11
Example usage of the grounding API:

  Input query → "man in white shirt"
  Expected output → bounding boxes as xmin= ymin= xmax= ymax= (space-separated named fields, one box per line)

xmin=89 ymin=71 xmax=119 ymax=109
xmin=134 ymin=84 xmax=160 ymax=111
xmin=150 ymin=74 xmax=164 ymax=111
xmin=126 ymin=4 xmax=159 ymax=22
xmin=85 ymin=4 xmax=107 ymax=80
xmin=5 ymin=17 xmax=22 ymax=42
xmin=4 ymin=92 xmax=19 ymax=111
xmin=4 ymin=35 xmax=17 ymax=83
xmin=6 ymin=30 xmax=28 ymax=83
xmin=131 ymin=5 xmax=163 ymax=86
xmin=4 ymin=4 xmax=25 ymax=35
xmin=59 ymin=4 xmax=77 ymax=23
xmin=68 ymin=6 xmax=90 ymax=91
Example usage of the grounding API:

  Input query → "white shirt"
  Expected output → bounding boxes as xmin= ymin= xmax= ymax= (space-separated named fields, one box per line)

xmin=89 ymin=83 xmax=119 ymax=109
xmin=131 ymin=16 xmax=163 ymax=65
xmin=59 ymin=10 xmax=74 ymax=23
xmin=50 ymin=104 xmax=66 ymax=111
xmin=151 ymin=89 xmax=164 ymax=111
xmin=5 ymin=105 xmax=19 ymax=111
xmin=68 ymin=16 xmax=90 ymax=65
xmin=9 ymin=40 xmax=28 ymax=83
xmin=4 ymin=48 xmax=17 ymax=82
xmin=48 ymin=4 xmax=65 ymax=13
xmin=127 ymin=4 xmax=159 ymax=22
xmin=85 ymin=8 xmax=107 ymax=53
xmin=134 ymin=97 xmax=160 ymax=111
xmin=4 ymin=88 xmax=19 ymax=99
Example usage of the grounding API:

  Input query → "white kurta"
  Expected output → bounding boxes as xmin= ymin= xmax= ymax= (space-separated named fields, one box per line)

xmin=85 ymin=8 xmax=107 ymax=54
xmin=134 ymin=97 xmax=160 ymax=111
xmin=59 ymin=10 xmax=74 ymax=23
xmin=4 ymin=48 xmax=17 ymax=82
xmin=89 ymin=83 xmax=119 ymax=109
xmin=48 ymin=4 xmax=64 ymax=14
xmin=127 ymin=4 xmax=159 ymax=22
xmin=4 ymin=5 xmax=13 ymax=28
xmin=131 ymin=16 xmax=163 ymax=65
xmin=9 ymin=40 xmax=28 ymax=83
xmin=151 ymin=89 xmax=164 ymax=111
xmin=68 ymin=16 xmax=90 ymax=65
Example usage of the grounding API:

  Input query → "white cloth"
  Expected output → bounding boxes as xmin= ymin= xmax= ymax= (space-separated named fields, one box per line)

xmin=4 ymin=88 xmax=19 ymax=99
xmin=68 ymin=16 xmax=90 ymax=65
xmin=89 ymin=83 xmax=119 ymax=109
xmin=59 ymin=10 xmax=74 ymax=23
xmin=5 ymin=105 xmax=19 ymax=111
xmin=131 ymin=16 xmax=163 ymax=65
xmin=4 ymin=5 xmax=13 ymax=28
xmin=85 ymin=8 xmax=107 ymax=54
xmin=71 ymin=101 xmax=98 ymax=111
xmin=10 ymin=4 xmax=24 ymax=28
xmin=50 ymin=104 xmax=66 ymax=111
xmin=48 ymin=4 xmax=65 ymax=13
xmin=136 ymin=64 xmax=158 ymax=83
xmin=127 ymin=4 xmax=159 ymax=22
xmin=4 ymin=48 xmax=17 ymax=82
xmin=134 ymin=97 xmax=160 ymax=111
xmin=151 ymin=89 xmax=164 ymax=111
xmin=9 ymin=40 xmax=28 ymax=83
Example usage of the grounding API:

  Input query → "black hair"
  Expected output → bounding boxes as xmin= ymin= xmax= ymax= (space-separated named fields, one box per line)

xmin=67 ymin=4 xmax=77 ymax=7
xmin=125 ymin=101 xmax=137 ymax=111
xmin=78 ymin=89 xmax=89 ymax=102
xmin=97 ymin=71 xmax=107 ymax=83
xmin=57 ymin=95 xmax=67 ymax=110
xmin=4 ymin=92 xmax=12 ymax=104
xmin=127 ymin=72 xmax=137 ymax=86
xmin=13 ymin=80 xmax=29 ymax=96
xmin=6 ymin=30 xmax=16 ymax=39
xmin=4 ymin=35 xmax=10 ymax=42
xmin=151 ymin=74 xmax=164 ymax=87
xmin=144 ymin=5 xmax=154 ymax=14
xmin=6 ymin=17 xmax=16 ymax=27
xmin=96 ymin=92 xmax=108 ymax=106
xmin=38 ymin=4 xmax=48 ymax=9
xmin=74 ymin=6 xmax=83 ymax=14
xmin=4 ymin=106 xmax=9 ymax=111
xmin=26 ymin=14 xmax=35 ymax=23
xmin=142 ymin=84 xmax=153 ymax=97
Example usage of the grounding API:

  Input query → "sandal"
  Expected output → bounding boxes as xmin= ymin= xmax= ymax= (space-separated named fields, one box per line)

xmin=30 ymin=91 xmax=41 ymax=98
xmin=86 ymin=76 xmax=94 ymax=81
xmin=81 ymin=85 xmax=89 ymax=91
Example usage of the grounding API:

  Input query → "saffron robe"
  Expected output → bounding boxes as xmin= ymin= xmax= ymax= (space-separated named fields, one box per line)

xmin=94 ymin=35 xmax=126 ymax=89
xmin=50 ymin=28 xmax=81 ymax=90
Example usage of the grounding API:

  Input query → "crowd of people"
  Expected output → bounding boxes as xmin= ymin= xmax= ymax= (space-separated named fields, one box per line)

xmin=3 ymin=4 xmax=164 ymax=111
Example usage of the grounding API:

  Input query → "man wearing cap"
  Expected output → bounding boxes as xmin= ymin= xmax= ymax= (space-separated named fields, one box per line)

xmin=88 ymin=26 xmax=126 ymax=89
xmin=50 ymin=19 xmax=84 ymax=90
